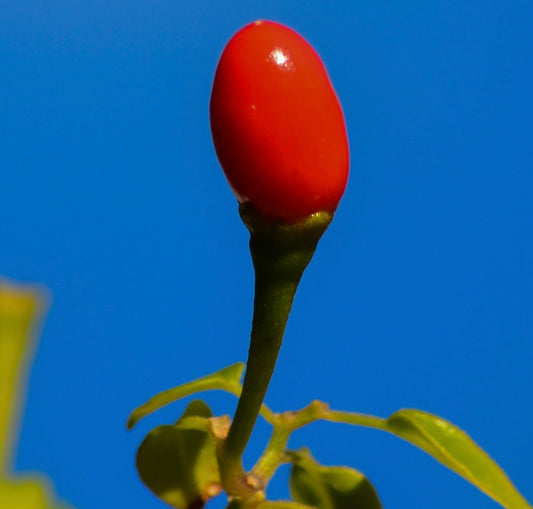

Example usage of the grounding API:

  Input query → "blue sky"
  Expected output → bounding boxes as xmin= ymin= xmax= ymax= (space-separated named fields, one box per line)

xmin=1 ymin=2 xmax=532 ymax=508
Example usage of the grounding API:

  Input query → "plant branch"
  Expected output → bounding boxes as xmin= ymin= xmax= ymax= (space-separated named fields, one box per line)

xmin=218 ymin=205 xmax=333 ymax=500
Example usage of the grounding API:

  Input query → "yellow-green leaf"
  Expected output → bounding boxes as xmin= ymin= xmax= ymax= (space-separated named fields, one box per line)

xmin=127 ymin=363 xmax=245 ymax=429
xmin=0 ymin=477 xmax=72 ymax=509
xmin=0 ymin=279 xmax=73 ymax=508
xmin=136 ymin=400 xmax=222 ymax=509
xmin=289 ymin=448 xmax=382 ymax=509
xmin=386 ymin=409 xmax=531 ymax=509
xmin=258 ymin=502 xmax=316 ymax=509
xmin=0 ymin=280 xmax=45 ymax=471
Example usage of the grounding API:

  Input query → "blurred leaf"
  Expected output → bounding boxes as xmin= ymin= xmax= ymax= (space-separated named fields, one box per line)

xmin=0 ymin=280 xmax=45 ymax=471
xmin=0 ymin=279 xmax=73 ymax=508
xmin=385 ymin=409 xmax=531 ymax=509
xmin=258 ymin=502 xmax=316 ymax=509
xmin=289 ymin=448 xmax=382 ymax=509
xmin=127 ymin=363 xmax=245 ymax=429
xmin=136 ymin=399 xmax=221 ymax=509
xmin=227 ymin=499 xmax=315 ymax=509
xmin=0 ymin=478 xmax=72 ymax=509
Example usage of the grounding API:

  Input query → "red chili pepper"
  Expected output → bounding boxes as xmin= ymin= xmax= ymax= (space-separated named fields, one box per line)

xmin=210 ymin=20 xmax=349 ymax=222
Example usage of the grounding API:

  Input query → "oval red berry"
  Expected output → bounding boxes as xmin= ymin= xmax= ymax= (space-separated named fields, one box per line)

xmin=210 ymin=20 xmax=349 ymax=222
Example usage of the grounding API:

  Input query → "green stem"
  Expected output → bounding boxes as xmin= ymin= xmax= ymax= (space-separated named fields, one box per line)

xmin=252 ymin=418 xmax=291 ymax=482
xmin=252 ymin=401 xmax=327 ymax=481
xmin=219 ymin=204 xmax=333 ymax=499
xmin=323 ymin=410 xmax=388 ymax=430
xmin=221 ymin=266 xmax=298 ymax=492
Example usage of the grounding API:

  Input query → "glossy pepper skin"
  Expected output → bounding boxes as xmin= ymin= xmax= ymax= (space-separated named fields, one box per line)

xmin=210 ymin=20 xmax=349 ymax=222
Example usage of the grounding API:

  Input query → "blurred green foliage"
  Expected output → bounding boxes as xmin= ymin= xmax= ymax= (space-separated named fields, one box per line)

xmin=0 ymin=278 xmax=71 ymax=508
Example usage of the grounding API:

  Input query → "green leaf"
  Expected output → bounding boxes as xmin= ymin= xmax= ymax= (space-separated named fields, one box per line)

xmin=0 ymin=477 xmax=73 ymax=509
xmin=0 ymin=281 xmax=45 ymax=471
xmin=229 ymin=500 xmax=315 ymax=509
xmin=136 ymin=399 xmax=222 ymax=509
xmin=258 ymin=502 xmax=316 ymax=509
xmin=325 ymin=407 xmax=531 ymax=509
xmin=385 ymin=409 xmax=531 ymax=509
xmin=127 ymin=363 xmax=245 ymax=429
xmin=289 ymin=448 xmax=382 ymax=509
xmin=0 ymin=280 xmax=73 ymax=508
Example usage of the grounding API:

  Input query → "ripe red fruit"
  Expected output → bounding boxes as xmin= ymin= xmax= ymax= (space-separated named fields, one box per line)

xmin=210 ymin=20 xmax=349 ymax=222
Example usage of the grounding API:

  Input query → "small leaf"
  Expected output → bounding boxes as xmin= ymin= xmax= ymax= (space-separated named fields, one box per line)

xmin=136 ymin=399 xmax=221 ymax=509
xmin=127 ymin=363 xmax=244 ymax=429
xmin=289 ymin=448 xmax=382 ymax=509
xmin=385 ymin=409 xmax=531 ymax=509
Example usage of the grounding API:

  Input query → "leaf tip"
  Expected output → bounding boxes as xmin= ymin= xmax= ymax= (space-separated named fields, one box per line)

xmin=126 ymin=413 xmax=139 ymax=430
